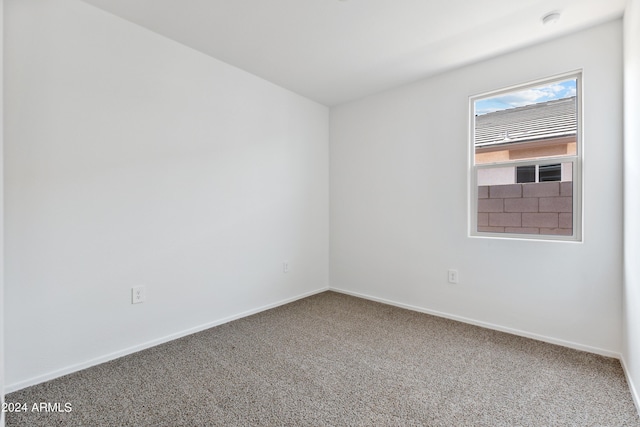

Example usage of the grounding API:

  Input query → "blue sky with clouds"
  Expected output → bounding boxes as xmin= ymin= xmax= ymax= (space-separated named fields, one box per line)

xmin=475 ymin=79 xmax=576 ymax=115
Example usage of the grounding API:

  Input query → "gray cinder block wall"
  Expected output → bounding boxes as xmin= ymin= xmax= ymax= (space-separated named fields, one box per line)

xmin=478 ymin=182 xmax=573 ymax=235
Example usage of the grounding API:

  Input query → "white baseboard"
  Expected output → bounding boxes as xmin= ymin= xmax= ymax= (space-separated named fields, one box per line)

xmin=621 ymin=356 xmax=640 ymax=417
xmin=329 ymin=287 xmax=621 ymax=359
xmin=5 ymin=286 xmax=329 ymax=394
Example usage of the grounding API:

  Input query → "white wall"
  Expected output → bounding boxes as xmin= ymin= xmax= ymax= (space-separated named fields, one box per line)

xmin=476 ymin=166 xmax=515 ymax=186
xmin=330 ymin=21 xmax=623 ymax=355
xmin=4 ymin=0 xmax=329 ymax=390
xmin=624 ymin=0 xmax=640 ymax=411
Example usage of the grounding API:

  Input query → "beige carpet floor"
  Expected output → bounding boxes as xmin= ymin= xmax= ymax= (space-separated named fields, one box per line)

xmin=6 ymin=291 xmax=640 ymax=426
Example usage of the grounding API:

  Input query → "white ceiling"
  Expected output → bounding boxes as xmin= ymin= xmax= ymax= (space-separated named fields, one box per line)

xmin=80 ymin=0 xmax=627 ymax=106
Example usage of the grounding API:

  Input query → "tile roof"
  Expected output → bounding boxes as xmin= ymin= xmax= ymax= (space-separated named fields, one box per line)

xmin=474 ymin=96 xmax=576 ymax=147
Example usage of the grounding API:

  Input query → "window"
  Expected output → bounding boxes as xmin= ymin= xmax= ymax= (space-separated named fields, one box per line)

xmin=470 ymin=72 xmax=582 ymax=240
xmin=516 ymin=165 xmax=536 ymax=183
xmin=516 ymin=164 xmax=562 ymax=183
xmin=538 ymin=164 xmax=562 ymax=182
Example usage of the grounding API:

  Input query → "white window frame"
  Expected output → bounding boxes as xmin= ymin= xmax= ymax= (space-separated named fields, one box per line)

xmin=468 ymin=71 xmax=583 ymax=242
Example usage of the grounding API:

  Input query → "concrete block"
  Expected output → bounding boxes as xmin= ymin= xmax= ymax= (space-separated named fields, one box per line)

xmin=489 ymin=184 xmax=522 ymax=199
xmin=540 ymin=228 xmax=573 ymax=236
xmin=478 ymin=186 xmax=489 ymax=199
xmin=478 ymin=198 xmax=503 ymax=213
xmin=504 ymin=198 xmax=538 ymax=213
xmin=522 ymin=213 xmax=558 ymax=228
xmin=559 ymin=213 xmax=573 ymax=229
xmin=504 ymin=227 xmax=540 ymax=234
xmin=478 ymin=212 xmax=489 ymax=227
xmin=489 ymin=213 xmax=521 ymax=227
xmin=478 ymin=226 xmax=505 ymax=233
xmin=560 ymin=182 xmax=573 ymax=197
xmin=539 ymin=197 xmax=573 ymax=213
xmin=522 ymin=182 xmax=559 ymax=198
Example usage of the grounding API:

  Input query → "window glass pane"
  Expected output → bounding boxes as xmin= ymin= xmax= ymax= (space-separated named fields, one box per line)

xmin=472 ymin=74 xmax=580 ymax=240
xmin=474 ymin=79 xmax=577 ymax=165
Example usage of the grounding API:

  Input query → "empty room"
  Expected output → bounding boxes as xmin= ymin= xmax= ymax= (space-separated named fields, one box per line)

xmin=2 ymin=0 xmax=640 ymax=426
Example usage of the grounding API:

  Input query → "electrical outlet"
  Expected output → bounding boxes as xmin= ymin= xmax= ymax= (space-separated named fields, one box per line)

xmin=448 ymin=269 xmax=459 ymax=284
xmin=283 ymin=261 xmax=290 ymax=273
xmin=132 ymin=286 xmax=145 ymax=304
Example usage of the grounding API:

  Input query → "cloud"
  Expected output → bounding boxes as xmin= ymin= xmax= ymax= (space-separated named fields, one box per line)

xmin=475 ymin=79 xmax=576 ymax=115
xmin=565 ymin=86 xmax=577 ymax=97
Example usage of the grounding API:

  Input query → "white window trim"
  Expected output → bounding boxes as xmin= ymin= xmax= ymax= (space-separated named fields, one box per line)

xmin=468 ymin=71 xmax=583 ymax=242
